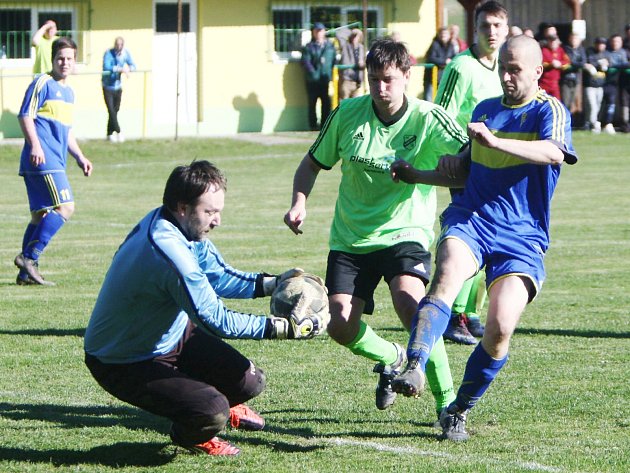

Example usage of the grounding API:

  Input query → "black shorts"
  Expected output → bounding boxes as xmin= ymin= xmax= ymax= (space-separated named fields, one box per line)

xmin=326 ymin=242 xmax=432 ymax=314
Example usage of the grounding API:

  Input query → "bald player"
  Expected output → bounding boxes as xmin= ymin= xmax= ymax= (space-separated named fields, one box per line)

xmin=435 ymin=0 xmax=510 ymax=344
xmin=390 ymin=35 xmax=578 ymax=441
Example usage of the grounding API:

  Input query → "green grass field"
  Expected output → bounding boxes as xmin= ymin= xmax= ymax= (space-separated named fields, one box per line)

xmin=0 ymin=132 xmax=628 ymax=472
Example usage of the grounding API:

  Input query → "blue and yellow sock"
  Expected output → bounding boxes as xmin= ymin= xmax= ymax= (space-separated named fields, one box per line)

xmin=18 ymin=222 xmax=38 ymax=279
xmin=23 ymin=210 xmax=66 ymax=260
xmin=407 ymin=296 xmax=451 ymax=370
xmin=453 ymin=343 xmax=508 ymax=411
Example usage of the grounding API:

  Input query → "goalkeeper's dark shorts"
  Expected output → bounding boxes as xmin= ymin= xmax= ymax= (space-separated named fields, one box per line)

xmin=325 ymin=241 xmax=432 ymax=314
xmin=85 ymin=319 xmax=266 ymax=446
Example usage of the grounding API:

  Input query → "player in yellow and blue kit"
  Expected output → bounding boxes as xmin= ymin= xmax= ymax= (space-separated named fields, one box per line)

xmin=391 ymin=35 xmax=577 ymax=441
xmin=14 ymin=37 xmax=93 ymax=286
xmin=285 ymin=38 xmax=469 ymax=419
xmin=435 ymin=0 xmax=509 ymax=344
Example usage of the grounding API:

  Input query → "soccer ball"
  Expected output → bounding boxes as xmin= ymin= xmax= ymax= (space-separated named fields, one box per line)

xmin=270 ymin=274 xmax=330 ymax=336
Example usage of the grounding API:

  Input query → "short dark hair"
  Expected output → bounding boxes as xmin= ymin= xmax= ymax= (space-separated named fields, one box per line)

xmin=51 ymin=37 xmax=77 ymax=60
xmin=163 ymin=160 xmax=227 ymax=211
xmin=366 ymin=38 xmax=411 ymax=74
xmin=474 ymin=1 xmax=508 ymax=23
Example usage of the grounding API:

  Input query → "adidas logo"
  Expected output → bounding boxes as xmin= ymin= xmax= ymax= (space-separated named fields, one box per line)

xmin=353 ymin=131 xmax=364 ymax=141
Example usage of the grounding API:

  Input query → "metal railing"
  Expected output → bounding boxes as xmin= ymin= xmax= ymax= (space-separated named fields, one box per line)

xmin=1 ymin=30 xmax=85 ymax=61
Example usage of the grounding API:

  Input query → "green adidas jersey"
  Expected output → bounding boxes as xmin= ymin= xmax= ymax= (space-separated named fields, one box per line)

xmin=309 ymin=94 xmax=468 ymax=254
xmin=435 ymin=47 xmax=503 ymax=129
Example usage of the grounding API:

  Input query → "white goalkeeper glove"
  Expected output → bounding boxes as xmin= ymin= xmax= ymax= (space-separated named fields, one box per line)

xmin=262 ymin=267 xmax=305 ymax=296
xmin=268 ymin=315 xmax=322 ymax=340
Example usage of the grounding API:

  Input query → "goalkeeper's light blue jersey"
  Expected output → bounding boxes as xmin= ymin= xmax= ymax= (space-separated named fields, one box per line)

xmin=451 ymin=89 xmax=578 ymax=252
xmin=84 ymin=207 xmax=268 ymax=364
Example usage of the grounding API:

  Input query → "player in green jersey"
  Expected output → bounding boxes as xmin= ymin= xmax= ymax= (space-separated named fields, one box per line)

xmin=284 ymin=38 xmax=468 ymax=418
xmin=434 ymin=1 xmax=509 ymax=345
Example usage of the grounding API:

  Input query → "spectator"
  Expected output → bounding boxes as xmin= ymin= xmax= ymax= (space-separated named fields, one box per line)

xmin=302 ymin=22 xmax=336 ymax=131
xmin=508 ymin=25 xmax=523 ymax=38
xmin=449 ymin=24 xmax=468 ymax=53
xmin=583 ymin=37 xmax=609 ymax=133
xmin=561 ymin=33 xmax=586 ymax=113
xmin=536 ymin=22 xmax=555 ymax=45
xmin=619 ymin=24 xmax=630 ymax=132
xmin=337 ymin=28 xmax=365 ymax=101
xmin=102 ymin=37 xmax=136 ymax=143
xmin=391 ymin=31 xmax=417 ymax=64
xmin=523 ymin=28 xmax=535 ymax=38
xmin=32 ymin=20 xmax=59 ymax=74
xmin=15 ymin=38 xmax=93 ymax=286
xmin=423 ymin=27 xmax=456 ymax=101
xmin=540 ymin=31 xmax=570 ymax=100
xmin=601 ymin=34 xmax=629 ymax=134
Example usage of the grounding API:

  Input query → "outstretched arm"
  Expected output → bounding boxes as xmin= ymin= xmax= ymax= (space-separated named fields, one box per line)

xmin=390 ymin=145 xmax=469 ymax=188
xmin=284 ymin=154 xmax=322 ymax=235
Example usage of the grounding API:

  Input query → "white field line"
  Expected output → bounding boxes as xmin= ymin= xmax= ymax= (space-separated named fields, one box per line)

xmin=311 ymin=437 xmax=563 ymax=473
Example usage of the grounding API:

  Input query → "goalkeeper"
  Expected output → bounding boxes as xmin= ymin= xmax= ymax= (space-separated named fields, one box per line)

xmin=284 ymin=38 xmax=468 ymax=418
xmin=84 ymin=160 xmax=322 ymax=457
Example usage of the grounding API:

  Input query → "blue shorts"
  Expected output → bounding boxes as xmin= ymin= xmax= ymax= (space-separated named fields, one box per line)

xmin=439 ymin=206 xmax=546 ymax=301
xmin=23 ymin=172 xmax=74 ymax=212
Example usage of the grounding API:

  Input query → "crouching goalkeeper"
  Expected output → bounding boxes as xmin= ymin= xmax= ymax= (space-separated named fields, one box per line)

xmin=84 ymin=160 xmax=324 ymax=457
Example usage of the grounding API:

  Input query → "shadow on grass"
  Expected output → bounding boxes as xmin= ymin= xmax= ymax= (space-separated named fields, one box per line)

xmin=234 ymin=435 xmax=325 ymax=453
xmin=0 ymin=402 xmax=164 ymax=432
xmin=0 ymin=328 xmax=85 ymax=337
xmin=0 ymin=403 xmax=174 ymax=466
xmin=0 ymin=443 xmax=174 ymax=467
xmin=515 ymin=327 xmax=630 ymax=339
xmin=262 ymin=409 xmax=440 ymax=443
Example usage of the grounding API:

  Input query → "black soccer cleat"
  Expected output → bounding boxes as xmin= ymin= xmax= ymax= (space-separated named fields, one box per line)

xmin=391 ymin=359 xmax=425 ymax=398
xmin=439 ymin=406 xmax=470 ymax=442
xmin=443 ymin=314 xmax=477 ymax=345
xmin=373 ymin=342 xmax=407 ymax=410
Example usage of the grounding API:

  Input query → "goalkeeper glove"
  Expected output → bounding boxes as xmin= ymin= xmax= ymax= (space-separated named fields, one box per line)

xmin=262 ymin=267 xmax=305 ymax=296
xmin=268 ymin=316 xmax=320 ymax=340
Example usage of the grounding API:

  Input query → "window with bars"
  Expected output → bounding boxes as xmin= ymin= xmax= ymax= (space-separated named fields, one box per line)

xmin=0 ymin=3 xmax=79 ymax=62
xmin=271 ymin=2 xmax=387 ymax=60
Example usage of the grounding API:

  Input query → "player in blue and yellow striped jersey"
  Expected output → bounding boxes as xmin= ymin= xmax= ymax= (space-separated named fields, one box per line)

xmin=14 ymin=37 xmax=93 ymax=286
xmin=392 ymin=35 xmax=577 ymax=441
xmin=284 ymin=38 xmax=469 ymax=420
xmin=435 ymin=1 xmax=510 ymax=345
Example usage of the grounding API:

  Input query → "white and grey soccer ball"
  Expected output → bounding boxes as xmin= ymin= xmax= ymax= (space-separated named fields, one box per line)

xmin=270 ymin=274 xmax=330 ymax=336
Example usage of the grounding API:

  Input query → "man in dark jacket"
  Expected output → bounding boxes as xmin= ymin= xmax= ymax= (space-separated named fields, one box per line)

xmin=560 ymin=33 xmax=586 ymax=113
xmin=302 ymin=22 xmax=336 ymax=130
xmin=583 ymin=37 xmax=609 ymax=133
xmin=423 ymin=27 xmax=456 ymax=102
xmin=620 ymin=24 xmax=630 ymax=132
